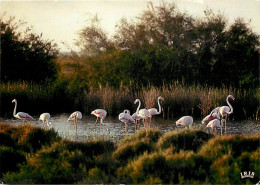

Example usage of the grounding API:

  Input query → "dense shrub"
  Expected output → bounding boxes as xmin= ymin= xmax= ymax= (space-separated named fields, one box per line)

xmin=157 ymin=129 xmax=213 ymax=152
xmin=0 ymin=146 xmax=26 ymax=178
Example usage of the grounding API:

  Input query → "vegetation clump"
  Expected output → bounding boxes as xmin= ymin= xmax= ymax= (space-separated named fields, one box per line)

xmin=0 ymin=123 xmax=259 ymax=184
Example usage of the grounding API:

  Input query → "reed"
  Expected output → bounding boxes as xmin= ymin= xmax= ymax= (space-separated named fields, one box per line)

xmin=1 ymin=81 xmax=259 ymax=120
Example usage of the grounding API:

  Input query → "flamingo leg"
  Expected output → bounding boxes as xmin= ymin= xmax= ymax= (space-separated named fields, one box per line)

xmin=125 ymin=122 xmax=127 ymax=135
xmin=76 ymin=117 xmax=78 ymax=132
xmin=134 ymin=121 xmax=137 ymax=133
xmin=225 ymin=115 xmax=227 ymax=135
xmin=149 ymin=117 xmax=152 ymax=128
xmin=221 ymin=121 xmax=223 ymax=136
xmin=94 ymin=117 xmax=98 ymax=130
xmin=100 ymin=118 xmax=102 ymax=132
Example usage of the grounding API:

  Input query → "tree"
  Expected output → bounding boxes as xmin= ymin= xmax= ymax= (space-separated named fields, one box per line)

xmin=0 ymin=16 xmax=58 ymax=83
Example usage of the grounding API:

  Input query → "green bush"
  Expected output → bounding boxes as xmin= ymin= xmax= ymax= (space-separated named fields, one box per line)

xmin=0 ymin=146 xmax=26 ymax=178
xmin=157 ymin=129 xmax=213 ymax=152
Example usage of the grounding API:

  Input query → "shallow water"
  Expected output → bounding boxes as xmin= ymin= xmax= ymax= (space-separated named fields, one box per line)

xmin=3 ymin=114 xmax=260 ymax=142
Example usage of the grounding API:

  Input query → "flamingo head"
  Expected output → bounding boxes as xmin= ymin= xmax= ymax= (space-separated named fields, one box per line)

xmin=159 ymin=96 xmax=164 ymax=101
xmin=124 ymin=110 xmax=130 ymax=114
xmin=228 ymin=95 xmax=235 ymax=101
xmin=134 ymin=99 xmax=140 ymax=104
xmin=12 ymin=99 xmax=17 ymax=103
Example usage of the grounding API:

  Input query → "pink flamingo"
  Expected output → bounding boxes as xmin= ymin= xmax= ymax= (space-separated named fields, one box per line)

xmin=206 ymin=119 xmax=224 ymax=135
xmin=68 ymin=111 xmax=82 ymax=131
xmin=39 ymin=113 xmax=51 ymax=129
xmin=176 ymin=116 xmax=193 ymax=129
xmin=219 ymin=95 xmax=235 ymax=135
xmin=201 ymin=107 xmax=220 ymax=125
xmin=119 ymin=110 xmax=135 ymax=134
xmin=134 ymin=99 xmax=151 ymax=129
xmin=12 ymin=99 xmax=33 ymax=123
xmin=91 ymin=109 xmax=107 ymax=131
xmin=148 ymin=96 xmax=164 ymax=128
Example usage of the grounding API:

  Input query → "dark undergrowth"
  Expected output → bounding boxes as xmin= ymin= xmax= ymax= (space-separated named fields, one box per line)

xmin=0 ymin=123 xmax=259 ymax=184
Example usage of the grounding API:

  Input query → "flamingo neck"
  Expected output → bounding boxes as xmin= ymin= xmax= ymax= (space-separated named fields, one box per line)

xmin=136 ymin=100 xmax=141 ymax=114
xmin=13 ymin=101 xmax=17 ymax=117
xmin=226 ymin=96 xmax=233 ymax=114
xmin=157 ymin=97 xmax=162 ymax=114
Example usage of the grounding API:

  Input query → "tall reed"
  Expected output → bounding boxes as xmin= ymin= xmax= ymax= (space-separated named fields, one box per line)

xmin=1 ymin=81 xmax=259 ymax=120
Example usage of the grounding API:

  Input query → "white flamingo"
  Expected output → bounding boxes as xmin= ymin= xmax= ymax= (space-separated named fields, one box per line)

xmin=91 ymin=109 xmax=107 ymax=130
xmin=219 ymin=95 xmax=235 ymax=135
xmin=134 ymin=99 xmax=151 ymax=129
xmin=119 ymin=110 xmax=135 ymax=134
xmin=176 ymin=116 xmax=193 ymax=129
xmin=132 ymin=112 xmax=142 ymax=132
xmin=12 ymin=99 xmax=33 ymax=123
xmin=39 ymin=113 xmax=51 ymax=129
xmin=206 ymin=118 xmax=224 ymax=135
xmin=68 ymin=111 xmax=82 ymax=131
xmin=148 ymin=96 xmax=164 ymax=128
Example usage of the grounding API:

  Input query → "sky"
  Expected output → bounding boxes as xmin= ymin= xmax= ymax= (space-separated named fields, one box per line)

xmin=1 ymin=0 xmax=260 ymax=52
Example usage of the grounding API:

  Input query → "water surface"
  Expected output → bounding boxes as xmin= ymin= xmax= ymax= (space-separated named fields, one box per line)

xmin=3 ymin=114 xmax=260 ymax=142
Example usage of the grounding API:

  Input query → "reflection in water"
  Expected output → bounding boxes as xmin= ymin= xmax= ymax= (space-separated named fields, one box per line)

xmin=3 ymin=114 xmax=260 ymax=143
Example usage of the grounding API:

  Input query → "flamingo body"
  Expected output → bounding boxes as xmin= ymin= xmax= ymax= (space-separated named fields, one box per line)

xmin=91 ymin=109 xmax=107 ymax=130
xmin=206 ymin=119 xmax=224 ymax=134
xmin=39 ymin=113 xmax=51 ymax=129
xmin=68 ymin=111 xmax=82 ymax=121
xmin=206 ymin=119 xmax=223 ymax=129
xmin=68 ymin=111 xmax=82 ymax=131
xmin=119 ymin=110 xmax=135 ymax=134
xmin=12 ymin=99 xmax=33 ymax=122
xmin=202 ymin=112 xmax=220 ymax=124
xmin=176 ymin=116 xmax=193 ymax=129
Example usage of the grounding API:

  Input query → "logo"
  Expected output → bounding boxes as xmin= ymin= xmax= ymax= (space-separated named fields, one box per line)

xmin=240 ymin=171 xmax=255 ymax=179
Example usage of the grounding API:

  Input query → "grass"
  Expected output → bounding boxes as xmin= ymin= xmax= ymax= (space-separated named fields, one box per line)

xmin=1 ymin=81 xmax=259 ymax=120
xmin=0 ymin=123 xmax=259 ymax=184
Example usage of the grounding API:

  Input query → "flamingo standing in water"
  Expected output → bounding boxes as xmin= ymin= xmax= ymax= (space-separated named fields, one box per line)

xmin=39 ymin=113 xmax=51 ymax=129
xmin=148 ymin=96 xmax=164 ymax=128
xmin=206 ymin=119 xmax=224 ymax=135
xmin=132 ymin=112 xmax=142 ymax=132
xmin=176 ymin=116 xmax=193 ymax=129
xmin=68 ymin=111 xmax=82 ymax=131
xmin=12 ymin=99 xmax=33 ymax=123
xmin=134 ymin=99 xmax=151 ymax=129
xmin=91 ymin=109 xmax=107 ymax=131
xmin=119 ymin=110 xmax=135 ymax=134
xmin=219 ymin=95 xmax=235 ymax=135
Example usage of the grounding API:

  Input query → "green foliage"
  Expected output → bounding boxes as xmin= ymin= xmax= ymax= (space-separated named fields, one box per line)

xmin=0 ymin=124 xmax=259 ymax=184
xmin=0 ymin=16 xmax=59 ymax=83
xmin=157 ymin=129 xmax=213 ymax=152
xmin=75 ymin=2 xmax=259 ymax=89
xmin=0 ymin=146 xmax=26 ymax=178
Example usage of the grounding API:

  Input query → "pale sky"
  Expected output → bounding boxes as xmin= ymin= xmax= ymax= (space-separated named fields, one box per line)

xmin=1 ymin=0 xmax=260 ymax=52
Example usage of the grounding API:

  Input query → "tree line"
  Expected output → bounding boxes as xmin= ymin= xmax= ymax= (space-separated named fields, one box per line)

xmin=1 ymin=2 xmax=259 ymax=90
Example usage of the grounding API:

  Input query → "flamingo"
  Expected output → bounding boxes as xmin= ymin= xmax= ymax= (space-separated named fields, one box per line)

xmin=132 ymin=112 xmax=142 ymax=132
xmin=119 ymin=110 xmax=135 ymax=134
xmin=91 ymin=109 xmax=107 ymax=131
xmin=134 ymin=99 xmax=151 ymax=129
xmin=176 ymin=116 xmax=193 ymax=129
xmin=68 ymin=111 xmax=82 ymax=131
xmin=201 ymin=107 xmax=220 ymax=125
xmin=12 ymin=99 xmax=33 ymax=123
xmin=148 ymin=96 xmax=164 ymax=128
xmin=39 ymin=113 xmax=51 ymax=129
xmin=206 ymin=119 xmax=224 ymax=135
xmin=219 ymin=95 xmax=235 ymax=135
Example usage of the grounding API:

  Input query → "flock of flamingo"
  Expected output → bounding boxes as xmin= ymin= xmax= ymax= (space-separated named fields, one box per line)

xmin=11 ymin=94 xmax=235 ymax=136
